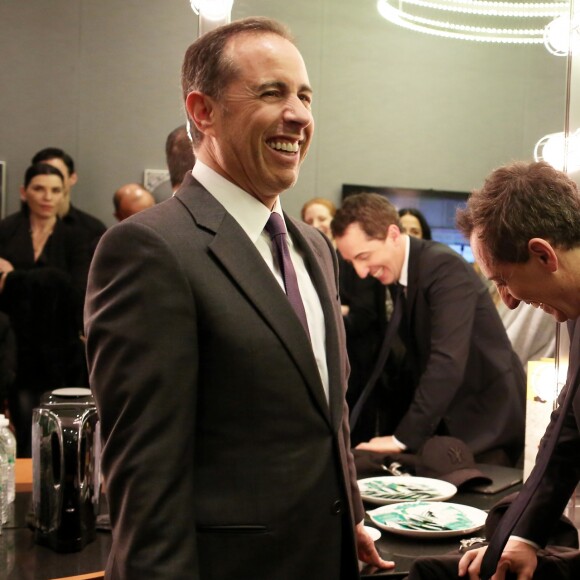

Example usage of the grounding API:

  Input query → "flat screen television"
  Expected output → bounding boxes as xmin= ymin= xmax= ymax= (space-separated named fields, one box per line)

xmin=341 ymin=184 xmax=474 ymax=263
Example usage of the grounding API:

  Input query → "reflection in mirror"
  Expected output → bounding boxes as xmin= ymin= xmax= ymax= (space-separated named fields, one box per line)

xmin=282 ymin=0 xmax=570 ymax=218
xmin=0 ymin=1 xmax=571 ymax=224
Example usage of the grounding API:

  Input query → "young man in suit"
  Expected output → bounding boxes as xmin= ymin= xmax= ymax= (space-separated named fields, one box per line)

xmin=332 ymin=193 xmax=526 ymax=465
xmin=85 ymin=17 xmax=392 ymax=579
xmin=456 ymin=161 xmax=580 ymax=579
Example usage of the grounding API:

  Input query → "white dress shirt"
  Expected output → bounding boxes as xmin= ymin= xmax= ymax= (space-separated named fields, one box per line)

xmin=393 ymin=233 xmax=411 ymax=450
xmin=192 ymin=161 xmax=330 ymax=402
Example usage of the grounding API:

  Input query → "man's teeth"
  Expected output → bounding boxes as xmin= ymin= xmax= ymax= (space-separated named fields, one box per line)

xmin=268 ymin=141 xmax=299 ymax=153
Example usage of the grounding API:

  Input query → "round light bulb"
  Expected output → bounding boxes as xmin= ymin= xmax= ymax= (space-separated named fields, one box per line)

xmin=544 ymin=15 xmax=570 ymax=55
xmin=190 ymin=0 xmax=233 ymax=21
xmin=534 ymin=130 xmax=580 ymax=173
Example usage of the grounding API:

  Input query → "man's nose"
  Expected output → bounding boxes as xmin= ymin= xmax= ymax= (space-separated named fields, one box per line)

xmin=499 ymin=286 xmax=521 ymax=310
xmin=284 ymin=97 xmax=312 ymax=127
xmin=354 ymin=263 xmax=368 ymax=279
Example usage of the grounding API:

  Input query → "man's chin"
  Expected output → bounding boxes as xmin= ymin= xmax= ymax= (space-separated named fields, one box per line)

xmin=544 ymin=306 xmax=568 ymax=322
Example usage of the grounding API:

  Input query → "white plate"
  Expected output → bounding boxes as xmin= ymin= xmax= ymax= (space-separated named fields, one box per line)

xmin=367 ymin=501 xmax=486 ymax=538
xmin=364 ymin=525 xmax=381 ymax=542
xmin=51 ymin=387 xmax=93 ymax=397
xmin=358 ymin=476 xmax=457 ymax=505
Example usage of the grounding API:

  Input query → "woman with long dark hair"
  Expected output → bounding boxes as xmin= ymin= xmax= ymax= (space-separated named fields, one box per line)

xmin=398 ymin=207 xmax=432 ymax=240
xmin=0 ymin=163 xmax=91 ymax=455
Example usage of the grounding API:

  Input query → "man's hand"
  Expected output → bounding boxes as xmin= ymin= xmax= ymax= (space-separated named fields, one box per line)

xmin=458 ymin=539 xmax=538 ymax=579
xmin=355 ymin=435 xmax=404 ymax=455
xmin=355 ymin=522 xmax=395 ymax=571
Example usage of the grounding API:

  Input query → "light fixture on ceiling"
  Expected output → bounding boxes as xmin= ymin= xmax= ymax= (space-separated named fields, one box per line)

xmin=190 ymin=0 xmax=234 ymax=36
xmin=544 ymin=13 xmax=580 ymax=54
xmin=376 ymin=0 xmax=568 ymax=44
xmin=534 ymin=129 xmax=580 ymax=172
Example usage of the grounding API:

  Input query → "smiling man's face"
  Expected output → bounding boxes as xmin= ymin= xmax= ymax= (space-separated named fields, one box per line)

xmin=203 ymin=32 xmax=314 ymax=208
xmin=335 ymin=222 xmax=405 ymax=285
xmin=470 ymin=230 xmax=571 ymax=323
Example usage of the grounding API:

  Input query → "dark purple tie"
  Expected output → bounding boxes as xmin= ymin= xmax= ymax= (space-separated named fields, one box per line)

xmin=265 ymin=213 xmax=310 ymax=335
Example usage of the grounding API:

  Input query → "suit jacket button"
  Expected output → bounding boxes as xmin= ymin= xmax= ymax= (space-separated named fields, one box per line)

xmin=332 ymin=500 xmax=343 ymax=515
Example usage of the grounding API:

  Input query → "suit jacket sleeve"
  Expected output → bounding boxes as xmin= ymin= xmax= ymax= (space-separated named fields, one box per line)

xmin=85 ymin=220 xmax=201 ymax=578
xmin=512 ymin=320 xmax=580 ymax=546
xmin=394 ymin=249 xmax=481 ymax=449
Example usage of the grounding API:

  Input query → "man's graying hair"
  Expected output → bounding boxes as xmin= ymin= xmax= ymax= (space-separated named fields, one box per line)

xmin=181 ymin=17 xmax=293 ymax=147
xmin=456 ymin=161 xmax=580 ymax=264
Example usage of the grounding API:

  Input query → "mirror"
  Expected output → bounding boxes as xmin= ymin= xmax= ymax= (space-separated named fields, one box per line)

xmin=0 ymin=0 xmax=569 ymax=224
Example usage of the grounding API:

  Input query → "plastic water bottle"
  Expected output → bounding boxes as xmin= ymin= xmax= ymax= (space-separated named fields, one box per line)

xmin=0 ymin=441 xmax=6 ymax=525
xmin=0 ymin=416 xmax=15 ymax=504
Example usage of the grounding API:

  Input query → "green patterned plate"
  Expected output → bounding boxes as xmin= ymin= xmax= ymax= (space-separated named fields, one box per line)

xmin=358 ymin=476 xmax=457 ymax=505
xmin=367 ymin=501 xmax=486 ymax=538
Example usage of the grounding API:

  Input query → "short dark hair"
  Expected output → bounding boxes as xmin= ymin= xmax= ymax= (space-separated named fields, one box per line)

xmin=456 ymin=161 xmax=580 ymax=264
xmin=31 ymin=147 xmax=75 ymax=176
xmin=398 ymin=207 xmax=432 ymax=240
xmin=181 ymin=17 xmax=293 ymax=147
xmin=331 ymin=193 xmax=401 ymax=240
xmin=24 ymin=163 xmax=64 ymax=189
xmin=165 ymin=125 xmax=196 ymax=188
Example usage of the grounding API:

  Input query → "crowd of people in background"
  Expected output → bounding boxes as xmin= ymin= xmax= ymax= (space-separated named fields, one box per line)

xmin=0 ymin=140 xmax=553 ymax=462
xmin=0 ymin=129 xmax=557 ymax=473
xmin=0 ymin=130 xmax=196 ymax=456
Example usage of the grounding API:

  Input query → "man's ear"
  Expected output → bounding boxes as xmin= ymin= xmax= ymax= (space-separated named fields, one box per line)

xmin=528 ymin=238 xmax=558 ymax=272
xmin=387 ymin=223 xmax=401 ymax=241
xmin=185 ymin=91 xmax=216 ymax=137
xmin=69 ymin=172 xmax=78 ymax=187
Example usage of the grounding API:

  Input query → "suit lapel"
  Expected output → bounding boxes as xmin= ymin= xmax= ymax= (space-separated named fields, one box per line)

xmin=567 ymin=319 xmax=580 ymax=422
xmin=404 ymin=236 xmax=421 ymax=329
xmin=175 ymin=177 xmax=331 ymax=425
xmin=287 ymin=217 xmax=345 ymax=431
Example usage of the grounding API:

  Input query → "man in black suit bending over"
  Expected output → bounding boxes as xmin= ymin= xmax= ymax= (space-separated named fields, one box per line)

xmin=85 ymin=17 xmax=392 ymax=580
xmin=332 ymin=193 xmax=526 ymax=465
xmin=456 ymin=161 xmax=580 ymax=579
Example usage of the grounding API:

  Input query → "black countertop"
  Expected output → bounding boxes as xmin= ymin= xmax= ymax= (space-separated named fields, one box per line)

xmin=360 ymin=478 xmax=523 ymax=578
xmin=2 ymin=472 xmax=522 ymax=580
xmin=2 ymin=493 xmax=111 ymax=580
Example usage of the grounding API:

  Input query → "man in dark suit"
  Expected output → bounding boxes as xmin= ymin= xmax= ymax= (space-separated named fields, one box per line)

xmin=85 ymin=17 xmax=392 ymax=580
xmin=332 ymin=193 xmax=526 ymax=464
xmin=165 ymin=124 xmax=196 ymax=193
xmin=455 ymin=161 xmax=580 ymax=579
